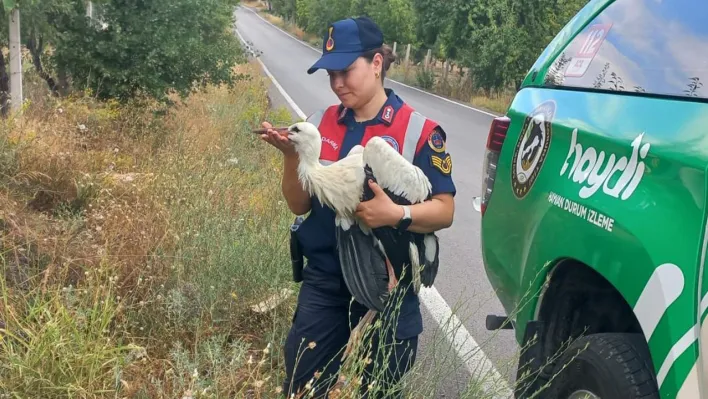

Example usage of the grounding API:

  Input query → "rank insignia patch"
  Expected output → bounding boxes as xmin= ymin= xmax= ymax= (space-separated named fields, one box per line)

xmin=431 ymin=154 xmax=452 ymax=175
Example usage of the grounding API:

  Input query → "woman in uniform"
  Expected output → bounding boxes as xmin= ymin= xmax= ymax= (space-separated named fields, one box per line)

xmin=259 ymin=16 xmax=456 ymax=398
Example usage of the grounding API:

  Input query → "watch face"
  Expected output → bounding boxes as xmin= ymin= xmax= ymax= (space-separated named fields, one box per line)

xmin=398 ymin=215 xmax=412 ymax=230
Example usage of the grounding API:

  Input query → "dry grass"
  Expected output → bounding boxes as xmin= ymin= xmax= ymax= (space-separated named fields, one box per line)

xmin=0 ymin=61 xmax=301 ymax=398
xmin=242 ymin=0 xmax=267 ymax=10
xmin=470 ymin=94 xmax=515 ymax=116
xmin=386 ymin=64 xmax=515 ymax=115
xmin=254 ymin=10 xmax=323 ymax=49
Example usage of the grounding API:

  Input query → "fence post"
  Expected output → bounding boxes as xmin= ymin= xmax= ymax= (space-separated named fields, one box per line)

xmin=425 ymin=49 xmax=431 ymax=68
xmin=405 ymin=44 xmax=411 ymax=66
xmin=9 ymin=7 xmax=21 ymax=112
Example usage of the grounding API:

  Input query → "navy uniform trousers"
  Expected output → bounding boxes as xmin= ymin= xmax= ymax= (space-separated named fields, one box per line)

xmin=282 ymin=277 xmax=419 ymax=398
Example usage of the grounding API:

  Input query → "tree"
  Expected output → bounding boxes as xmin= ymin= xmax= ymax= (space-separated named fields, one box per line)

xmin=360 ymin=0 xmax=417 ymax=46
xmin=42 ymin=0 xmax=246 ymax=103
xmin=269 ymin=0 xmax=590 ymax=93
xmin=20 ymin=0 xmax=74 ymax=96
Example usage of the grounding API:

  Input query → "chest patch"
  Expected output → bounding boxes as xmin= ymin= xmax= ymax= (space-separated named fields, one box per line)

xmin=381 ymin=135 xmax=400 ymax=152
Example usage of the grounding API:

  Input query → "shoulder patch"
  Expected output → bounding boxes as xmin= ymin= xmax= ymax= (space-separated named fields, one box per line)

xmin=381 ymin=135 xmax=400 ymax=152
xmin=427 ymin=130 xmax=446 ymax=153
xmin=430 ymin=154 xmax=452 ymax=175
xmin=338 ymin=105 xmax=348 ymax=121
xmin=381 ymin=105 xmax=395 ymax=124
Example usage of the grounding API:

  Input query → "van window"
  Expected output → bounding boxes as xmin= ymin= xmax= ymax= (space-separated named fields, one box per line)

xmin=544 ymin=0 xmax=708 ymax=99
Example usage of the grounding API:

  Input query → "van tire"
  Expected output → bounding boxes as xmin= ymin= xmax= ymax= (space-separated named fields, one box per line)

xmin=543 ymin=333 xmax=660 ymax=399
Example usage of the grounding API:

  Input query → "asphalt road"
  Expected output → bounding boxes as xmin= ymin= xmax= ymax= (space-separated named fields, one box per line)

xmin=234 ymin=6 xmax=520 ymax=397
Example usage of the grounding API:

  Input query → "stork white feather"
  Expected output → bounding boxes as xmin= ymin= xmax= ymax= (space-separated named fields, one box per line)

xmin=362 ymin=136 xmax=432 ymax=204
xmin=289 ymin=124 xmax=365 ymax=231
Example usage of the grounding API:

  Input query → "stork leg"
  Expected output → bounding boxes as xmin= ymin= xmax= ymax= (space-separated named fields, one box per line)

xmin=409 ymin=242 xmax=422 ymax=296
xmin=386 ymin=256 xmax=398 ymax=291
xmin=342 ymin=308 xmax=377 ymax=361
xmin=342 ymin=257 xmax=398 ymax=362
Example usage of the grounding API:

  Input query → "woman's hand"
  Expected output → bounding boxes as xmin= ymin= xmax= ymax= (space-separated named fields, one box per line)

xmin=259 ymin=121 xmax=311 ymax=214
xmin=355 ymin=180 xmax=404 ymax=229
xmin=356 ymin=180 xmax=455 ymax=233
xmin=260 ymin=121 xmax=296 ymax=157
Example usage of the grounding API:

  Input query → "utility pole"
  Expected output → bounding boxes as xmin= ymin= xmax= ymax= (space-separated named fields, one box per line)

xmin=8 ymin=7 xmax=22 ymax=112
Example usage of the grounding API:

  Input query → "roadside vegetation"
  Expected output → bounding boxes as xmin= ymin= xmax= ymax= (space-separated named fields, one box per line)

xmin=2 ymin=59 xmax=302 ymax=397
xmin=2 ymin=0 xmax=298 ymax=397
xmin=0 ymin=0 xmax=587 ymax=398
xmin=244 ymin=0 xmax=589 ymax=115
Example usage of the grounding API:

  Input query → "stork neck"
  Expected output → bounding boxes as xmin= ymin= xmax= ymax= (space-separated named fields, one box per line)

xmin=296 ymin=155 xmax=321 ymax=195
xmin=298 ymin=155 xmax=320 ymax=171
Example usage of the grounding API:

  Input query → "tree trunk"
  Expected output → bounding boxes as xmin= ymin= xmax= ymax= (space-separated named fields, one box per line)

xmin=0 ymin=50 xmax=10 ymax=118
xmin=57 ymin=68 xmax=70 ymax=96
xmin=26 ymin=35 xmax=60 ymax=96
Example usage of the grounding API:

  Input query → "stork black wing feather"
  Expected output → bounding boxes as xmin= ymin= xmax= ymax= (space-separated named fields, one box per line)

xmin=362 ymin=165 xmax=413 ymax=205
xmin=363 ymin=165 xmax=418 ymax=286
xmin=418 ymin=233 xmax=440 ymax=287
xmin=362 ymin=165 xmax=442 ymax=289
xmin=336 ymin=223 xmax=390 ymax=312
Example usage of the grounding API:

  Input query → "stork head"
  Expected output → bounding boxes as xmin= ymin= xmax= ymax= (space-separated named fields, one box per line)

xmin=287 ymin=122 xmax=321 ymax=161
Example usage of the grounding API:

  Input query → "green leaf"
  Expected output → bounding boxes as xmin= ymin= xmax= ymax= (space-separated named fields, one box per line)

xmin=3 ymin=0 xmax=17 ymax=11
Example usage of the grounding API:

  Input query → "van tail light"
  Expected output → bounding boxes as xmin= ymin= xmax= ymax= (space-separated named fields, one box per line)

xmin=480 ymin=116 xmax=511 ymax=216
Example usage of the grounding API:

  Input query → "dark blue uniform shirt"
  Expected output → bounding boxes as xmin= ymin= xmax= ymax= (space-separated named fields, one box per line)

xmin=295 ymin=88 xmax=456 ymax=339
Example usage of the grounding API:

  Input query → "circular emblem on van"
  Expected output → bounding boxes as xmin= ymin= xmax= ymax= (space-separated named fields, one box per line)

xmin=511 ymin=100 xmax=555 ymax=199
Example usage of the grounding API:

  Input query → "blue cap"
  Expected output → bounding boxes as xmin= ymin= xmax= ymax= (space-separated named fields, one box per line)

xmin=307 ymin=17 xmax=384 ymax=75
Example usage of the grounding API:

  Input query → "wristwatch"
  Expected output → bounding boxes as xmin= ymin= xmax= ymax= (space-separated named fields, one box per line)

xmin=396 ymin=205 xmax=412 ymax=230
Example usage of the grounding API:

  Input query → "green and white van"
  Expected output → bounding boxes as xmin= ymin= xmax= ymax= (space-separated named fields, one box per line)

xmin=478 ymin=0 xmax=708 ymax=398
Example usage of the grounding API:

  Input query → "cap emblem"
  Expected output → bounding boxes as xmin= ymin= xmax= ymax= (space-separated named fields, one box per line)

xmin=326 ymin=26 xmax=335 ymax=51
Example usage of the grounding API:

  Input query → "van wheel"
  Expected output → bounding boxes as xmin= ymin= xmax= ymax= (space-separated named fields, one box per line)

xmin=544 ymin=333 xmax=660 ymax=399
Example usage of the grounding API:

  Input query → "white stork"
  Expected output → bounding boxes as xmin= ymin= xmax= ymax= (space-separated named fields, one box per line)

xmin=283 ymin=121 xmax=441 ymax=359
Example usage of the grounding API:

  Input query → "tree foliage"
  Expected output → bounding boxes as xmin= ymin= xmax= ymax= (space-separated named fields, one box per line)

xmin=270 ymin=0 xmax=590 ymax=92
xmin=6 ymin=0 xmax=245 ymax=106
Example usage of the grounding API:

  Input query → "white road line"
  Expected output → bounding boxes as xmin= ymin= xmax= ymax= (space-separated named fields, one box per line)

xmin=238 ymin=5 xmax=500 ymax=118
xmin=234 ymin=29 xmax=307 ymax=120
xmin=420 ymin=287 xmax=514 ymax=397
xmin=235 ymin=18 xmax=513 ymax=399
